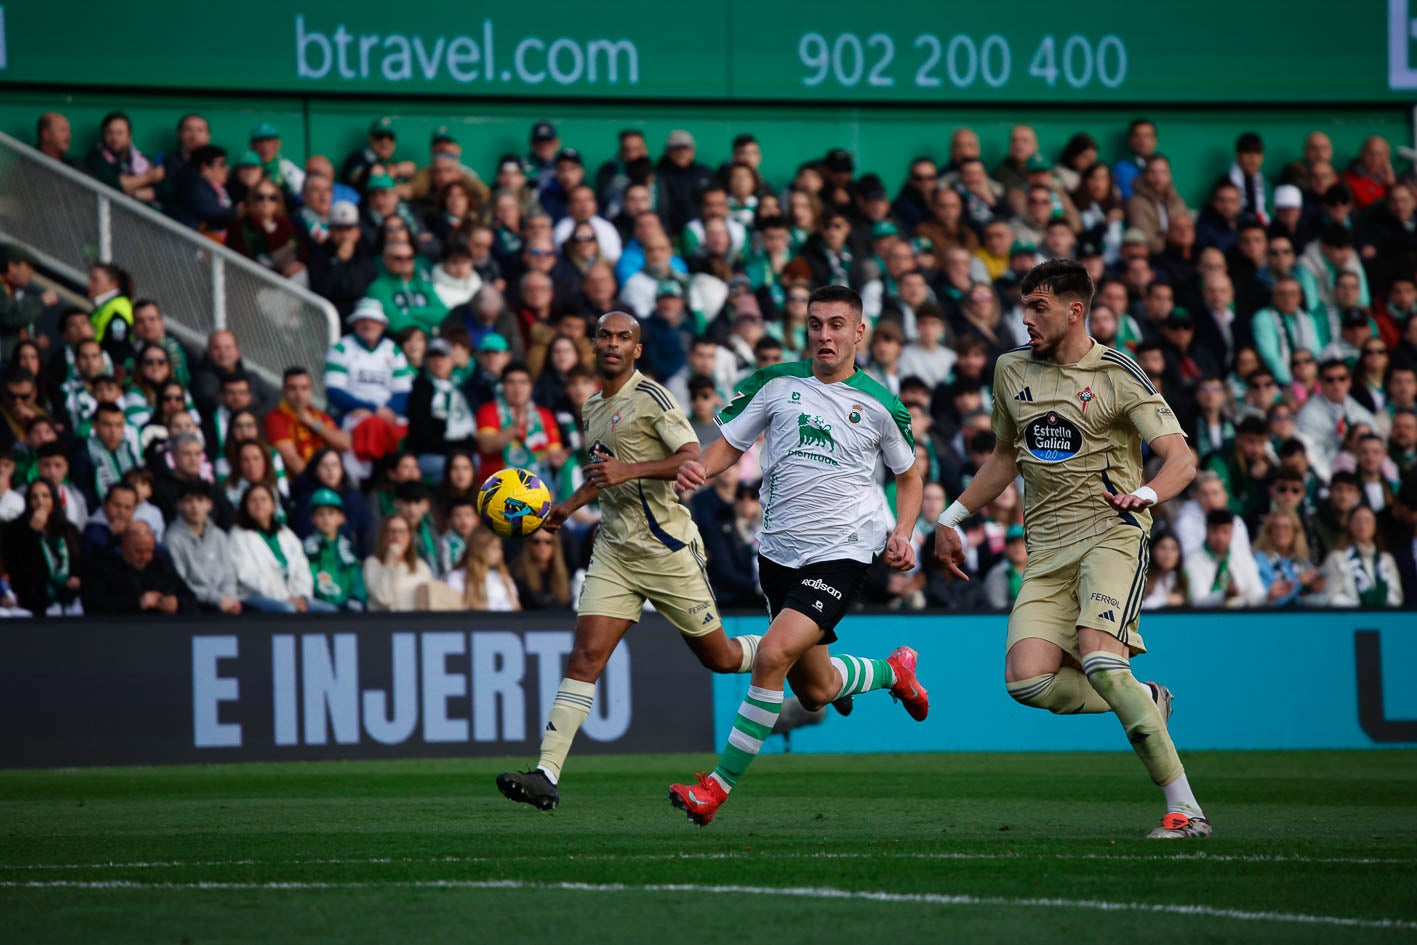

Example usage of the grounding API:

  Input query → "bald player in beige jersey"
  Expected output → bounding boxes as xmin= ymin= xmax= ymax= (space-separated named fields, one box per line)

xmin=936 ymin=259 xmax=1211 ymax=840
xmin=497 ymin=312 xmax=763 ymax=812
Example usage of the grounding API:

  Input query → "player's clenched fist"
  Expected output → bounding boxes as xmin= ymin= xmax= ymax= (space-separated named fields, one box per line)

xmin=884 ymin=533 xmax=915 ymax=572
xmin=676 ymin=459 xmax=707 ymax=492
xmin=541 ymin=505 xmax=571 ymax=533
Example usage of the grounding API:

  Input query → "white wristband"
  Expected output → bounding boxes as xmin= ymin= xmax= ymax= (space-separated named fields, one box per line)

xmin=1129 ymin=486 xmax=1158 ymax=505
xmin=936 ymin=500 xmax=971 ymax=529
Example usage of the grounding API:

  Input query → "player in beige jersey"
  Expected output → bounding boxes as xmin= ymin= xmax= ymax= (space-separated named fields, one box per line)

xmin=937 ymin=259 xmax=1211 ymax=839
xmin=497 ymin=311 xmax=763 ymax=811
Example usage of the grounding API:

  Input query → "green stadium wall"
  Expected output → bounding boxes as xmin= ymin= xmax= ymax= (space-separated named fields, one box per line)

xmin=0 ymin=90 xmax=1407 ymax=211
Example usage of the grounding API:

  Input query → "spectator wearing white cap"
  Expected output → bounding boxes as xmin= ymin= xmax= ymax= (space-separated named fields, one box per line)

xmin=323 ymin=299 xmax=411 ymax=470
xmin=1269 ymin=184 xmax=1309 ymax=247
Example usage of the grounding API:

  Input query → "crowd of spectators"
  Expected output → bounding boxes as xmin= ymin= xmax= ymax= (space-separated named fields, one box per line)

xmin=2 ymin=109 xmax=1414 ymax=617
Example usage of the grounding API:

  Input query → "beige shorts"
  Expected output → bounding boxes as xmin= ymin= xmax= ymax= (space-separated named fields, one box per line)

xmin=577 ymin=539 xmax=722 ymax=637
xmin=1006 ymin=524 xmax=1150 ymax=658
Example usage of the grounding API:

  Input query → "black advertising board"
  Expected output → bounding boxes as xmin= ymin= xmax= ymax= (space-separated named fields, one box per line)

xmin=0 ymin=612 xmax=714 ymax=768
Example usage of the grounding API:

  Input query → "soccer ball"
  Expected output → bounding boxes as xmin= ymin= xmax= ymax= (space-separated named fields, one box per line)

xmin=478 ymin=468 xmax=552 ymax=538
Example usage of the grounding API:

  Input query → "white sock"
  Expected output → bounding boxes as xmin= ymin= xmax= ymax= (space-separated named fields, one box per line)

xmin=1162 ymin=771 xmax=1202 ymax=816
xmin=536 ymin=765 xmax=559 ymax=785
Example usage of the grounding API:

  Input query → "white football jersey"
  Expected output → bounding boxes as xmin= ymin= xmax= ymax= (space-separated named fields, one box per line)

xmin=717 ymin=361 xmax=915 ymax=567
xmin=323 ymin=335 xmax=413 ymax=409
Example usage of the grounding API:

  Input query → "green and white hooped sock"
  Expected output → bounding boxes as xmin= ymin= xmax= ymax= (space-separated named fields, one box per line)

xmin=708 ymin=686 xmax=783 ymax=793
xmin=830 ymin=655 xmax=895 ymax=698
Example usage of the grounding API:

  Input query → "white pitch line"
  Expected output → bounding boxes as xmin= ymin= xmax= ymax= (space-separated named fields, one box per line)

xmin=0 ymin=850 xmax=1409 ymax=872
xmin=1 ymin=878 xmax=1413 ymax=931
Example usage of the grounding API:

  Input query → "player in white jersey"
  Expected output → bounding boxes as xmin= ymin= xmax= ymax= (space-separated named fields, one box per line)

xmin=667 ymin=286 xmax=930 ymax=826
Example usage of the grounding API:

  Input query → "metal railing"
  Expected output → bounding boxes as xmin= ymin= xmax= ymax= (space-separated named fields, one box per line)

xmin=0 ymin=131 xmax=340 ymax=401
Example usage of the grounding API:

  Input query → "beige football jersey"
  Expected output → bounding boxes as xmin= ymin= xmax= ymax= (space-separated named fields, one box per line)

xmin=991 ymin=342 xmax=1185 ymax=553
xmin=582 ymin=371 xmax=702 ymax=559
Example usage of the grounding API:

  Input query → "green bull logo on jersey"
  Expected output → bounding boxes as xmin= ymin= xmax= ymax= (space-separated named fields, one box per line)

xmin=797 ymin=413 xmax=836 ymax=452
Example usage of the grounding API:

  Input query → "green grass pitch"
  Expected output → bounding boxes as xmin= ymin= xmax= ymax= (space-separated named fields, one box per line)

xmin=1 ymin=751 xmax=1415 ymax=944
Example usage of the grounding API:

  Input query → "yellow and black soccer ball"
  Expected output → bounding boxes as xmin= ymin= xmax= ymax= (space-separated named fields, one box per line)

xmin=477 ymin=468 xmax=552 ymax=538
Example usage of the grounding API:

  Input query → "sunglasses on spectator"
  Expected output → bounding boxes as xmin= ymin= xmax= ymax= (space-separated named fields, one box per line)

xmin=141 ymin=357 xmax=168 ymax=366
xmin=162 ymin=393 xmax=185 ymax=402
xmin=528 ymin=248 xmax=555 ymax=257
xmin=4 ymin=389 xmax=34 ymax=401
xmin=1274 ymin=484 xmax=1304 ymax=494
xmin=911 ymin=172 xmax=938 ymax=183
xmin=1364 ymin=347 xmax=1388 ymax=355
xmin=389 ymin=254 xmax=415 ymax=262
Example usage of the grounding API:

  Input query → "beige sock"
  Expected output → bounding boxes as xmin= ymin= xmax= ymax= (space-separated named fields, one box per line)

xmin=1082 ymin=652 xmax=1184 ymax=785
xmin=536 ymin=678 xmax=597 ymax=782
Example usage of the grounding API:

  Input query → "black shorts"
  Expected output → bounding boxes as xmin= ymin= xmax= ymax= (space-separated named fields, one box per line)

xmin=758 ymin=555 xmax=870 ymax=643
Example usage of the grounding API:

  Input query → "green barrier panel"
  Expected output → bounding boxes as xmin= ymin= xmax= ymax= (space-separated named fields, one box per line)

xmin=0 ymin=0 xmax=1408 ymax=103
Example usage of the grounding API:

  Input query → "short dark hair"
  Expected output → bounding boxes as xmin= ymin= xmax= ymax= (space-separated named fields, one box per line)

xmin=1237 ymin=416 xmax=1268 ymax=437
xmin=395 ymin=480 xmax=431 ymax=503
xmin=1020 ymin=258 xmax=1095 ymax=308
xmin=1319 ymin=224 xmax=1352 ymax=249
xmin=282 ymin=366 xmax=310 ymax=383
xmin=753 ymin=336 xmax=783 ymax=355
xmin=808 ymin=285 xmax=864 ymax=320
xmin=446 ymin=495 xmax=477 ymax=513
xmin=1205 ymin=508 xmax=1235 ymax=528
xmin=35 ymin=441 xmax=68 ymax=460
xmin=1330 ymin=470 xmax=1360 ymax=489
xmin=1272 ymin=467 xmax=1304 ymax=486
xmin=732 ymin=133 xmax=758 ymax=150
xmin=104 ymin=482 xmax=139 ymax=505
xmin=1128 ymin=118 xmax=1156 ymax=135
xmin=1318 ymin=357 xmax=1348 ymax=376
xmin=221 ymin=371 xmax=251 ymax=389
xmin=756 ymin=215 xmax=789 ymax=233
xmin=190 ymin=145 xmax=227 ymax=171
xmin=99 ymin=111 xmax=131 ymax=134
xmin=93 ymin=402 xmax=124 ymax=420
xmin=688 ymin=375 xmax=717 ymax=398
xmin=1236 ymin=132 xmax=1264 ymax=154
xmin=1238 ymin=220 xmax=1267 ymax=238
xmin=501 ymin=360 xmax=532 ymax=382
xmin=619 ymin=128 xmax=644 ymax=143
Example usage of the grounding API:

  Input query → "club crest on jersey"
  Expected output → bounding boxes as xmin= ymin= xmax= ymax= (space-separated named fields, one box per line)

xmin=849 ymin=403 xmax=863 ymax=424
xmin=588 ymin=439 xmax=614 ymax=462
xmin=1024 ymin=411 xmax=1083 ymax=463
xmin=610 ymin=412 xmax=621 ymax=427
xmin=797 ymin=413 xmax=836 ymax=452
xmin=1077 ymin=386 xmax=1094 ymax=414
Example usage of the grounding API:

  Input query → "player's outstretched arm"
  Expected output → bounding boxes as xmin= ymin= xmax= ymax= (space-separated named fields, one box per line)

xmin=1103 ymin=432 xmax=1196 ymax=511
xmin=677 ymin=436 xmax=744 ymax=492
xmin=542 ymin=478 xmax=600 ymax=532
xmin=934 ymin=441 xmax=1019 ymax=579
